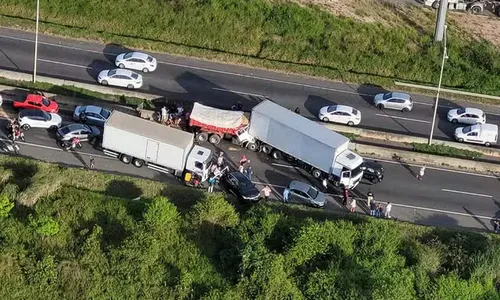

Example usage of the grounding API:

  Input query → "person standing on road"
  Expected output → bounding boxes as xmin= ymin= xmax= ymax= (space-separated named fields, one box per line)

xmin=217 ymin=152 xmax=224 ymax=167
xmin=261 ymin=185 xmax=272 ymax=201
xmin=207 ymin=174 xmax=216 ymax=193
xmin=370 ymin=201 xmax=377 ymax=216
xmin=350 ymin=198 xmax=357 ymax=213
xmin=161 ymin=106 xmax=167 ymax=123
xmin=283 ymin=187 xmax=290 ymax=203
xmin=494 ymin=219 xmax=500 ymax=234
xmin=322 ymin=178 xmax=328 ymax=192
xmin=385 ymin=202 xmax=392 ymax=218
xmin=89 ymin=156 xmax=95 ymax=170
xmin=240 ymin=155 xmax=247 ymax=166
xmin=417 ymin=165 xmax=426 ymax=180
xmin=342 ymin=187 xmax=349 ymax=207
xmin=367 ymin=190 xmax=374 ymax=208
xmin=244 ymin=161 xmax=253 ymax=181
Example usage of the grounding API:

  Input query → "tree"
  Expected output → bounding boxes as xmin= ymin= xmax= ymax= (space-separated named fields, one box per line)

xmin=29 ymin=214 xmax=60 ymax=236
xmin=143 ymin=196 xmax=179 ymax=232
xmin=0 ymin=194 xmax=14 ymax=217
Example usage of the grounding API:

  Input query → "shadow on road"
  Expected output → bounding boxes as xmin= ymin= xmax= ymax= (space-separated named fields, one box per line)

xmin=304 ymin=95 xmax=337 ymax=118
xmin=103 ymin=44 xmax=134 ymax=64
xmin=86 ymin=59 xmax=115 ymax=80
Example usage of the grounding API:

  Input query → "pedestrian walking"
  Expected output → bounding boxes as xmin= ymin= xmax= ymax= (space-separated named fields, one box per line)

xmin=294 ymin=107 xmax=301 ymax=114
xmin=376 ymin=203 xmax=383 ymax=218
xmin=342 ymin=187 xmax=349 ymax=206
xmin=322 ymin=178 xmax=328 ymax=192
xmin=210 ymin=163 xmax=218 ymax=174
xmin=417 ymin=165 xmax=426 ymax=180
xmin=217 ymin=152 xmax=224 ymax=167
xmin=385 ymin=202 xmax=392 ymax=218
xmin=494 ymin=219 xmax=500 ymax=234
xmin=261 ymin=185 xmax=272 ymax=201
xmin=350 ymin=198 xmax=357 ymax=213
xmin=244 ymin=163 xmax=253 ymax=181
xmin=239 ymin=155 xmax=247 ymax=166
xmin=89 ymin=156 xmax=95 ymax=170
xmin=367 ymin=189 xmax=374 ymax=208
xmin=207 ymin=174 xmax=216 ymax=193
xmin=283 ymin=187 xmax=290 ymax=203
xmin=369 ymin=201 xmax=377 ymax=216
xmin=161 ymin=106 xmax=167 ymax=122
xmin=238 ymin=164 xmax=244 ymax=173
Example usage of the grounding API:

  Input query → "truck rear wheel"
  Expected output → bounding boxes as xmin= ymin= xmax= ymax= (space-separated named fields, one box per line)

xmin=271 ymin=150 xmax=282 ymax=160
xmin=246 ymin=143 xmax=258 ymax=152
xmin=209 ymin=134 xmax=221 ymax=145
xmin=261 ymin=144 xmax=273 ymax=154
xmin=132 ymin=158 xmax=144 ymax=168
xmin=196 ymin=132 xmax=209 ymax=142
xmin=120 ymin=154 xmax=132 ymax=164
xmin=311 ymin=169 xmax=322 ymax=179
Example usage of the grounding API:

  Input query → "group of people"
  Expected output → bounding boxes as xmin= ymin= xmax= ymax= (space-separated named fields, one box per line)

xmin=7 ymin=119 xmax=24 ymax=141
xmin=238 ymin=155 xmax=253 ymax=180
xmin=341 ymin=188 xmax=392 ymax=218
xmin=159 ymin=103 xmax=188 ymax=127
xmin=206 ymin=152 xmax=230 ymax=193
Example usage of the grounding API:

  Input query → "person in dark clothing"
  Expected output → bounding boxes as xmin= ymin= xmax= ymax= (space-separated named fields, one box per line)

xmin=494 ymin=219 xmax=500 ymax=234
xmin=369 ymin=201 xmax=377 ymax=216
xmin=294 ymin=107 xmax=301 ymax=114
xmin=342 ymin=187 xmax=349 ymax=207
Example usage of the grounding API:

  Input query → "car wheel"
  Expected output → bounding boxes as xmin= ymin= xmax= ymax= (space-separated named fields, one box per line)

xmin=402 ymin=107 xmax=410 ymax=113
xmin=470 ymin=5 xmax=482 ymax=14
xmin=485 ymin=142 xmax=491 ymax=147
xmin=132 ymin=158 xmax=144 ymax=168
xmin=196 ymin=132 xmax=209 ymax=142
xmin=101 ymin=80 xmax=108 ymax=86
xmin=322 ymin=117 xmax=329 ymax=122
xmin=451 ymin=119 xmax=458 ymax=124
xmin=261 ymin=144 xmax=272 ymax=154
xmin=21 ymin=124 xmax=30 ymax=130
xmin=120 ymin=154 xmax=132 ymax=164
xmin=127 ymin=84 xmax=134 ymax=89
xmin=208 ymin=134 xmax=221 ymax=145
xmin=271 ymin=149 xmax=282 ymax=160
xmin=312 ymin=169 xmax=322 ymax=179
xmin=457 ymin=138 xmax=464 ymax=143
xmin=118 ymin=63 xmax=125 ymax=69
xmin=347 ymin=121 xmax=354 ymax=126
xmin=432 ymin=0 xmax=439 ymax=9
xmin=246 ymin=142 xmax=258 ymax=152
xmin=49 ymin=125 xmax=58 ymax=131
xmin=377 ymin=104 xmax=384 ymax=110
xmin=142 ymin=68 xmax=149 ymax=73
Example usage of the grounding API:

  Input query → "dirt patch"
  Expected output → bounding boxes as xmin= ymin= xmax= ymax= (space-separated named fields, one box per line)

xmin=450 ymin=13 xmax=500 ymax=46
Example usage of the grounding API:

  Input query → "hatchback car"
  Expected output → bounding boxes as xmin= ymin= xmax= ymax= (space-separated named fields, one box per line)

xmin=318 ymin=105 xmax=361 ymax=126
xmin=373 ymin=92 xmax=413 ymax=112
xmin=73 ymin=105 xmax=111 ymax=127
xmin=18 ymin=109 xmax=62 ymax=130
xmin=115 ymin=52 xmax=157 ymax=73
xmin=447 ymin=107 xmax=486 ymax=125
xmin=56 ymin=123 xmax=101 ymax=143
xmin=287 ymin=180 xmax=326 ymax=208
xmin=221 ymin=171 xmax=260 ymax=202
xmin=97 ymin=69 xmax=143 ymax=89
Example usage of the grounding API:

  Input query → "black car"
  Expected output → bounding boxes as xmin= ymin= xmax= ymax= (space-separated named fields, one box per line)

xmin=361 ymin=161 xmax=384 ymax=184
xmin=221 ymin=171 xmax=260 ymax=202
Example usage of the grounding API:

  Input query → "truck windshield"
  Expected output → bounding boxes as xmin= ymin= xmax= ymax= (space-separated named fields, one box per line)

xmin=351 ymin=164 xmax=363 ymax=178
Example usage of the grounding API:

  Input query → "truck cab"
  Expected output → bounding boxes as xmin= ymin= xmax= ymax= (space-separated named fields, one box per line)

xmin=333 ymin=150 xmax=364 ymax=189
xmin=185 ymin=145 xmax=212 ymax=182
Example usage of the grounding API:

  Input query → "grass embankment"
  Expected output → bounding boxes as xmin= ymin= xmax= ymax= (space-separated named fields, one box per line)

xmin=0 ymin=155 xmax=499 ymax=298
xmin=2 ymin=0 xmax=500 ymax=99
xmin=412 ymin=142 xmax=483 ymax=160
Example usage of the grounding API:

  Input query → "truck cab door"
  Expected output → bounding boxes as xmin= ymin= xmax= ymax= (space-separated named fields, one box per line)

xmin=340 ymin=170 xmax=351 ymax=187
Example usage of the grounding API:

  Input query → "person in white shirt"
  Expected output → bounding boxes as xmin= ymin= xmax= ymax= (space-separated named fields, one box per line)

xmin=385 ymin=202 xmax=392 ymax=218
xmin=0 ymin=95 xmax=3 ymax=107
xmin=283 ymin=188 xmax=290 ymax=203
xmin=417 ymin=165 xmax=426 ymax=180
xmin=161 ymin=106 xmax=167 ymax=122
xmin=350 ymin=198 xmax=356 ymax=213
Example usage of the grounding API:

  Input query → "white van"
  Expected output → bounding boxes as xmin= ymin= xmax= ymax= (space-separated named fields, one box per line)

xmin=454 ymin=123 xmax=498 ymax=147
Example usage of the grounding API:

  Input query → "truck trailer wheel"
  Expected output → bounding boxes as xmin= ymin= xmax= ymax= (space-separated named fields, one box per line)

xmin=469 ymin=5 xmax=482 ymax=14
xmin=209 ymin=134 xmax=221 ymax=145
xmin=196 ymin=132 xmax=209 ymax=142
xmin=132 ymin=158 xmax=144 ymax=168
xmin=311 ymin=169 xmax=323 ymax=179
xmin=271 ymin=150 xmax=282 ymax=160
xmin=246 ymin=143 xmax=258 ymax=152
xmin=261 ymin=144 xmax=273 ymax=154
xmin=120 ymin=154 xmax=132 ymax=164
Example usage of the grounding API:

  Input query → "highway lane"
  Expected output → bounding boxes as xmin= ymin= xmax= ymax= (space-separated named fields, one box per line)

xmin=0 ymin=104 xmax=499 ymax=231
xmin=1 ymin=28 xmax=500 ymax=145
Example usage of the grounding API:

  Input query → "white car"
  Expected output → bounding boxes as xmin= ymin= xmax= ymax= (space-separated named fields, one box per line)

xmin=318 ymin=105 xmax=361 ymax=126
xmin=447 ymin=107 xmax=486 ymax=125
xmin=18 ymin=109 xmax=62 ymax=130
xmin=97 ymin=69 xmax=143 ymax=89
xmin=115 ymin=52 xmax=157 ymax=73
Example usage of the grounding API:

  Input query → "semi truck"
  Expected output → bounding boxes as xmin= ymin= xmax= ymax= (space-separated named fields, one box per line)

xmin=102 ymin=111 xmax=213 ymax=184
xmin=233 ymin=100 xmax=364 ymax=189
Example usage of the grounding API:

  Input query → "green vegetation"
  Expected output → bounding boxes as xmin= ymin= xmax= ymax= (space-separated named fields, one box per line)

xmin=0 ymin=155 xmax=499 ymax=298
xmin=412 ymin=142 xmax=483 ymax=159
xmin=2 ymin=0 xmax=500 ymax=97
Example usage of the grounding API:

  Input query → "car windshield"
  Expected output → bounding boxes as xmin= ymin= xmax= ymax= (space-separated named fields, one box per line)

xmin=462 ymin=126 xmax=472 ymax=134
xmin=100 ymin=109 xmax=110 ymax=119
xmin=41 ymin=97 xmax=50 ymax=106
xmin=352 ymin=108 xmax=359 ymax=115
xmin=327 ymin=105 xmax=337 ymax=113
xmin=131 ymin=73 xmax=139 ymax=80
xmin=308 ymin=187 xmax=319 ymax=199
xmin=123 ymin=52 xmax=134 ymax=59
xmin=147 ymin=56 xmax=154 ymax=62
xmin=457 ymin=108 xmax=465 ymax=115
xmin=108 ymin=69 xmax=117 ymax=76
xmin=383 ymin=93 xmax=393 ymax=100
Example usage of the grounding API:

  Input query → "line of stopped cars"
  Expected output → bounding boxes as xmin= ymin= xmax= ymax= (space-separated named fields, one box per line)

xmin=318 ymin=91 xmax=498 ymax=147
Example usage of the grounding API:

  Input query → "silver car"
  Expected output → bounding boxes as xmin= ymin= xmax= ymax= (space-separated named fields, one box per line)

xmin=56 ymin=123 xmax=101 ymax=143
xmin=373 ymin=92 xmax=413 ymax=112
xmin=287 ymin=180 xmax=326 ymax=208
xmin=73 ymin=105 xmax=111 ymax=127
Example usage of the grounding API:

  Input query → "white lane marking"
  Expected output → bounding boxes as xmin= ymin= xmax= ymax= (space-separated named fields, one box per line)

xmin=441 ymin=188 xmax=493 ymax=198
xmin=38 ymin=59 xmax=91 ymax=69
xmin=375 ymin=113 xmax=431 ymax=124
xmin=212 ymin=87 xmax=268 ymax=98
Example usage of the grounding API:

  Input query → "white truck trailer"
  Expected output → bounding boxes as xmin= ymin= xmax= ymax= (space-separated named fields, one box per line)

xmin=235 ymin=100 xmax=364 ymax=188
xmin=102 ymin=111 xmax=213 ymax=183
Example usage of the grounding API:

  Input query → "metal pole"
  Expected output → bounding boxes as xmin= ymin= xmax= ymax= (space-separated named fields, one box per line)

xmin=434 ymin=0 xmax=448 ymax=42
xmin=33 ymin=0 xmax=40 ymax=83
xmin=428 ymin=25 xmax=447 ymax=145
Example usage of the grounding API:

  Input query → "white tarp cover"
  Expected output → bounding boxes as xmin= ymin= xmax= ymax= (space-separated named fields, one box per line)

xmin=190 ymin=102 xmax=244 ymax=129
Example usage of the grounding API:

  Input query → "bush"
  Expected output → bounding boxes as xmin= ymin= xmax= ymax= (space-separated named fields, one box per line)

xmin=29 ymin=214 xmax=60 ymax=236
xmin=144 ymin=196 xmax=180 ymax=232
xmin=0 ymin=194 xmax=14 ymax=217
xmin=411 ymin=143 xmax=482 ymax=159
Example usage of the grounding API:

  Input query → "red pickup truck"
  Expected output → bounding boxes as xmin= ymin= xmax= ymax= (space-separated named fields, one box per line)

xmin=13 ymin=93 xmax=59 ymax=113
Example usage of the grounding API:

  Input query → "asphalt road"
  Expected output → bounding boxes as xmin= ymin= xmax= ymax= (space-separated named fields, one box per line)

xmin=0 ymin=104 xmax=499 ymax=232
xmin=1 ymin=27 xmax=500 ymax=147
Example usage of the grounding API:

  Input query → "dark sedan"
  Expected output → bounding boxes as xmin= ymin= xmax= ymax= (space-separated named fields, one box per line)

xmin=221 ymin=171 xmax=260 ymax=202
xmin=361 ymin=161 xmax=384 ymax=184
